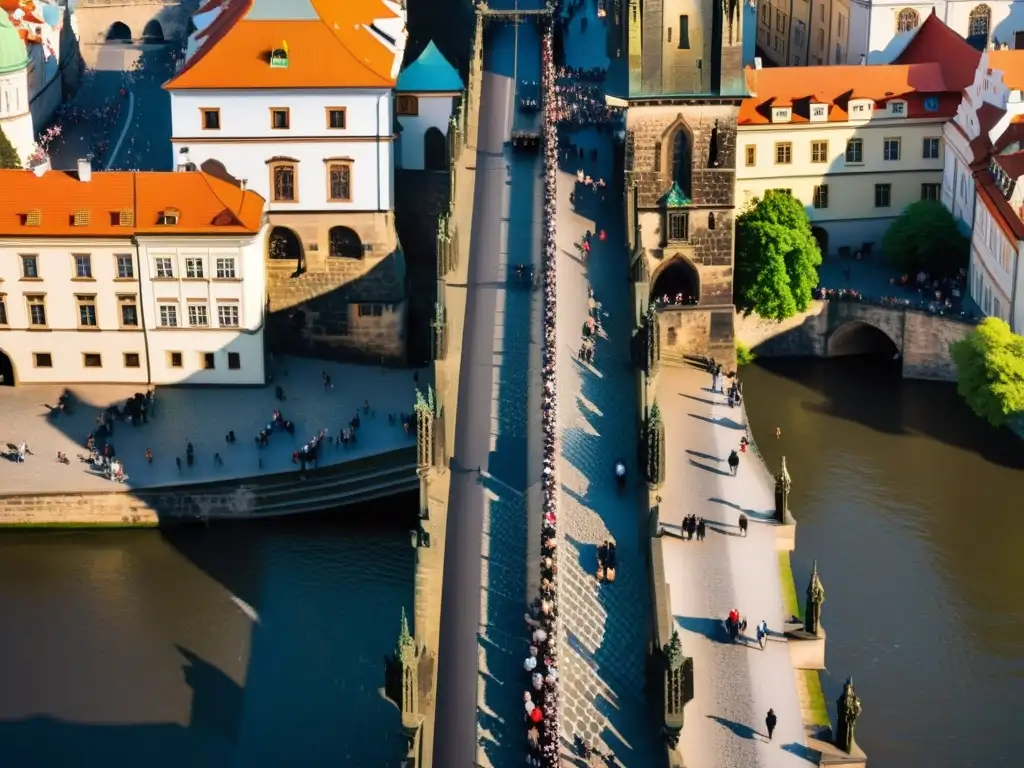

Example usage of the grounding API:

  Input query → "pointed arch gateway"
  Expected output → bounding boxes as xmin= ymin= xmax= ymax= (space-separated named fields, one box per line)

xmin=651 ymin=253 xmax=701 ymax=306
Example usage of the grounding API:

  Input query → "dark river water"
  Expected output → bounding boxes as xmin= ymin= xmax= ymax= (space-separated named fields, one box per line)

xmin=744 ymin=357 xmax=1024 ymax=768
xmin=0 ymin=502 xmax=417 ymax=768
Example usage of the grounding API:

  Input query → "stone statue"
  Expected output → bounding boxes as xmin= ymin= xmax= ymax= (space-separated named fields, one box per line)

xmin=834 ymin=676 xmax=862 ymax=753
xmin=774 ymin=456 xmax=792 ymax=524
xmin=804 ymin=560 xmax=825 ymax=635
xmin=650 ymin=497 xmax=662 ymax=537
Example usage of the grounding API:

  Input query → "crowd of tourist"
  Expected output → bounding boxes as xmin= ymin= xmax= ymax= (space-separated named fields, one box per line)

xmin=812 ymin=286 xmax=978 ymax=320
xmin=551 ymin=64 xmax=621 ymax=128
xmin=523 ymin=15 xmax=561 ymax=768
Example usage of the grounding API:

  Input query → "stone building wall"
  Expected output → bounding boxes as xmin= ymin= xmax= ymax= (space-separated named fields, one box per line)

xmin=901 ymin=310 xmax=974 ymax=381
xmin=266 ymin=211 xmax=408 ymax=363
xmin=658 ymin=306 xmax=737 ymax=367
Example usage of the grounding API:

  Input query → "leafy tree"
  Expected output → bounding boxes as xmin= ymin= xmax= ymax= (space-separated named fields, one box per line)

xmin=882 ymin=200 xmax=969 ymax=276
xmin=0 ymin=126 xmax=21 ymax=170
xmin=735 ymin=190 xmax=822 ymax=320
xmin=949 ymin=317 xmax=1024 ymax=427
xmin=736 ymin=340 xmax=756 ymax=366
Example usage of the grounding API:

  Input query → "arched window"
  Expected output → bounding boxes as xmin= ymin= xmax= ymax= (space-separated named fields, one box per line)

xmin=328 ymin=226 xmax=363 ymax=258
xmin=671 ymin=126 xmax=692 ymax=198
xmin=708 ymin=212 xmax=716 ymax=231
xmin=969 ymin=5 xmax=991 ymax=40
xmin=896 ymin=8 xmax=919 ymax=34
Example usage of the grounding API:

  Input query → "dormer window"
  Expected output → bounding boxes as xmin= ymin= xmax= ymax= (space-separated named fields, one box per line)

xmin=848 ymin=100 xmax=873 ymax=120
xmin=809 ymin=103 xmax=828 ymax=122
xmin=270 ymin=42 xmax=289 ymax=68
xmin=158 ymin=208 xmax=180 ymax=226
xmin=24 ymin=208 xmax=41 ymax=226
xmin=888 ymin=100 xmax=907 ymax=117
xmin=771 ymin=107 xmax=792 ymax=123
xmin=117 ymin=209 xmax=134 ymax=226
xmin=72 ymin=209 xmax=90 ymax=226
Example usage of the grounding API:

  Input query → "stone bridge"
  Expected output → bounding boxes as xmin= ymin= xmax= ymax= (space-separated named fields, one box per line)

xmin=728 ymin=299 xmax=977 ymax=380
xmin=73 ymin=0 xmax=191 ymax=46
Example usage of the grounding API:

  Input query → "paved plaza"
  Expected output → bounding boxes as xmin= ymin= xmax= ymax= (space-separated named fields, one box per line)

xmin=657 ymin=365 xmax=808 ymax=768
xmin=0 ymin=356 xmax=419 ymax=494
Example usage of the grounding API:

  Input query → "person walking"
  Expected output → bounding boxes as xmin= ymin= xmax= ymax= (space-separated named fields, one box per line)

xmin=765 ymin=708 xmax=777 ymax=741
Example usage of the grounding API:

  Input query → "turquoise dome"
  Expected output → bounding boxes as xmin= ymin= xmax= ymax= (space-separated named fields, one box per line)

xmin=0 ymin=15 xmax=28 ymax=76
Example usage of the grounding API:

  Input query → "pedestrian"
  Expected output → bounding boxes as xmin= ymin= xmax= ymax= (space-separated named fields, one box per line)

xmin=776 ymin=426 xmax=782 ymax=439
xmin=175 ymin=456 xmax=181 ymax=471
xmin=765 ymin=708 xmax=777 ymax=741
xmin=145 ymin=447 xmax=152 ymax=463
xmin=728 ymin=449 xmax=739 ymax=476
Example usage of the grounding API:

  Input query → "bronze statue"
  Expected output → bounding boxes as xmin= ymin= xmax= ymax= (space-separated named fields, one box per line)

xmin=804 ymin=560 xmax=825 ymax=635
xmin=774 ymin=456 xmax=792 ymax=524
xmin=834 ymin=676 xmax=862 ymax=753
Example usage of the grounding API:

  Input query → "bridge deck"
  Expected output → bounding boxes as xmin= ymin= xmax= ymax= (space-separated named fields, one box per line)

xmin=0 ymin=356 xmax=420 ymax=495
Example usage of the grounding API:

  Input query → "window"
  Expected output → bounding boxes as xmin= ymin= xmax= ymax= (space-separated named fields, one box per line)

xmin=327 ymin=108 xmax=347 ymax=129
xmin=0 ymin=295 xmax=5 ymax=325
xmin=922 ymin=137 xmax=940 ymax=159
xmin=890 ymin=101 xmax=905 ymax=116
xmin=26 ymin=295 xmax=46 ymax=327
xmin=667 ymin=211 xmax=689 ymax=241
xmin=396 ymin=94 xmax=419 ymax=116
xmin=794 ymin=21 xmax=805 ymax=48
xmin=228 ymin=352 xmax=241 ymax=370
xmin=188 ymin=303 xmax=209 ymax=327
xmin=776 ymin=10 xmax=787 ymax=31
xmin=328 ymin=162 xmax=353 ymax=202
xmin=155 ymin=257 xmax=174 ymax=278
xmin=874 ymin=183 xmax=892 ymax=208
xmin=813 ymin=185 xmax=829 ymax=209
xmin=158 ymin=209 xmax=179 ymax=226
xmin=215 ymin=257 xmax=236 ymax=279
xmin=270 ymin=108 xmax=290 ymax=129
xmin=775 ymin=142 xmax=792 ymax=164
xmin=201 ymin=352 xmax=215 ymax=370
xmin=124 ymin=352 xmax=141 ymax=368
xmin=218 ymin=303 xmax=240 ymax=327
xmin=816 ymin=27 xmax=824 ymax=50
xmin=83 ymin=353 xmax=102 ymax=368
xmin=201 ymin=108 xmax=220 ymax=130
xmin=921 ymin=183 xmax=941 ymax=201
xmin=969 ymin=5 xmax=991 ymax=40
xmin=677 ymin=15 xmax=690 ymax=49
xmin=811 ymin=140 xmax=828 ymax=163
xmin=760 ymin=3 xmax=768 ymax=24
xmin=185 ymin=257 xmax=204 ymax=279
xmin=74 ymin=254 xmax=92 ymax=278
xmin=20 ymin=254 xmax=38 ymax=278
xmin=271 ymin=163 xmax=297 ymax=202
xmin=883 ymin=138 xmax=901 ymax=161
xmin=119 ymin=295 xmax=139 ymax=327
xmin=745 ymin=145 xmax=756 ymax=166
xmin=168 ymin=351 xmax=183 ymax=368
xmin=993 ymin=296 xmax=1002 ymax=319
xmin=358 ymin=303 xmax=384 ymax=317
xmin=33 ymin=352 xmax=52 ymax=368
xmin=897 ymin=8 xmax=919 ymax=33
xmin=158 ymin=304 xmax=178 ymax=327
xmin=667 ymin=25 xmax=671 ymax=43
xmin=838 ymin=13 xmax=846 ymax=37
xmin=77 ymin=295 xmax=98 ymax=328
xmin=116 ymin=254 xmax=134 ymax=279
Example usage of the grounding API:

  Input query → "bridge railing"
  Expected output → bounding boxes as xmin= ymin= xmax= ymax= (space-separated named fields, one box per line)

xmin=813 ymin=286 xmax=980 ymax=325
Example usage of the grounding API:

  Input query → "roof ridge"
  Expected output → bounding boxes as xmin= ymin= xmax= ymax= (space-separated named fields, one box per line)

xmin=201 ymin=171 xmax=246 ymax=224
xmin=312 ymin=12 xmax=386 ymax=85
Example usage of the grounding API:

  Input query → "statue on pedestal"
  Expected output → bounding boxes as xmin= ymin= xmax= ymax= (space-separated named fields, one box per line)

xmin=774 ymin=456 xmax=793 ymax=524
xmin=804 ymin=560 xmax=825 ymax=635
xmin=834 ymin=676 xmax=862 ymax=753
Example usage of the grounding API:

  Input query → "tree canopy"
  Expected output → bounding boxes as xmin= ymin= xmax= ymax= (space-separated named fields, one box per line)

xmin=0 ymin=126 xmax=21 ymax=170
xmin=949 ymin=317 xmax=1024 ymax=427
xmin=882 ymin=200 xmax=969 ymax=277
xmin=735 ymin=190 xmax=822 ymax=321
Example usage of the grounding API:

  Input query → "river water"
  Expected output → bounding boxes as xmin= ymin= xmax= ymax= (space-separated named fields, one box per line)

xmin=0 ymin=504 xmax=417 ymax=768
xmin=743 ymin=357 xmax=1024 ymax=768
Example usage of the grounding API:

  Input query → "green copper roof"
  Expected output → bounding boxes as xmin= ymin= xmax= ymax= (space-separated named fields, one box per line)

xmin=0 ymin=15 xmax=27 ymax=76
xmin=660 ymin=182 xmax=691 ymax=208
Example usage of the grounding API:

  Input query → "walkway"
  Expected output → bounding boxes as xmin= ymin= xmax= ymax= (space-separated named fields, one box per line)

xmin=553 ymin=2 xmax=664 ymax=764
xmin=431 ymin=9 xmax=543 ymax=768
xmin=657 ymin=365 xmax=807 ymax=768
xmin=0 ymin=356 xmax=418 ymax=494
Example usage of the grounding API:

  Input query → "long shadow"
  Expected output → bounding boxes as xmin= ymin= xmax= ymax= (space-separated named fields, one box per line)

xmin=782 ymin=741 xmax=822 ymax=762
xmin=707 ymin=497 xmax=775 ymax=520
xmin=686 ymin=449 xmax=721 ymax=462
xmin=675 ymin=616 xmax=727 ymax=642
xmin=707 ymin=714 xmax=760 ymax=741
xmin=682 ymin=393 xmax=720 ymax=407
xmin=688 ymin=413 xmax=746 ymax=430
xmin=689 ymin=459 xmax=733 ymax=477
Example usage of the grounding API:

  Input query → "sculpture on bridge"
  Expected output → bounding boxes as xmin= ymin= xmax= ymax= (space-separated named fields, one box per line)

xmin=774 ymin=455 xmax=793 ymax=524
xmin=834 ymin=675 xmax=862 ymax=753
xmin=804 ymin=560 xmax=825 ymax=636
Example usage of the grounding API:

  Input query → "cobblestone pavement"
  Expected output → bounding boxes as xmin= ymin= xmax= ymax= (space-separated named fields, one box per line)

xmin=657 ymin=365 xmax=808 ymax=768
xmin=0 ymin=356 xmax=420 ymax=494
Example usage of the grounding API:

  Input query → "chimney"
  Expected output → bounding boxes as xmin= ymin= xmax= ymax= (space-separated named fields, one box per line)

xmin=77 ymin=157 xmax=92 ymax=182
xmin=859 ymin=54 xmax=866 ymax=66
xmin=240 ymin=178 xmax=248 ymax=191
xmin=753 ymin=57 xmax=762 ymax=70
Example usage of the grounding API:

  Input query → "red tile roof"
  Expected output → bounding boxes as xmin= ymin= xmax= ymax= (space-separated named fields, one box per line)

xmin=987 ymin=50 xmax=1024 ymax=92
xmin=893 ymin=13 xmax=980 ymax=92
xmin=976 ymin=169 xmax=1024 ymax=241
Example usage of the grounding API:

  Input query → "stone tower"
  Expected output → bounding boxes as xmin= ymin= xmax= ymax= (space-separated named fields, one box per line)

xmin=625 ymin=0 xmax=746 ymax=366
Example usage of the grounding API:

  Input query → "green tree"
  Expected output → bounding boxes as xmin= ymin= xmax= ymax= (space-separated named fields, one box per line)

xmin=736 ymin=340 xmax=757 ymax=366
xmin=0 ymin=126 xmax=21 ymax=170
xmin=882 ymin=200 xmax=969 ymax=276
xmin=735 ymin=190 xmax=822 ymax=320
xmin=949 ymin=317 xmax=1024 ymax=427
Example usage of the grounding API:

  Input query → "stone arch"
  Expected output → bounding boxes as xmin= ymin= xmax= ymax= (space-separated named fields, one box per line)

xmin=827 ymin=321 xmax=900 ymax=358
xmin=968 ymin=4 xmax=990 ymax=44
xmin=659 ymin=116 xmax=694 ymax=199
xmin=811 ymin=226 xmax=829 ymax=258
xmin=268 ymin=225 xmax=304 ymax=271
xmin=424 ymin=126 xmax=447 ymax=171
xmin=106 ymin=21 xmax=132 ymax=42
xmin=651 ymin=254 xmax=701 ymax=305
xmin=328 ymin=226 xmax=363 ymax=258
xmin=0 ymin=348 xmax=15 ymax=386
xmin=142 ymin=20 xmax=165 ymax=43
xmin=896 ymin=8 xmax=919 ymax=34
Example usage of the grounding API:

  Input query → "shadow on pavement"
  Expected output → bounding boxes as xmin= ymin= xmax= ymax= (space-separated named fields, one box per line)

xmin=689 ymin=459 xmax=733 ymax=477
xmin=707 ymin=714 xmax=760 ymax=741
xmin=688 ymin=413 xmax=746 ymax=431
xmin=782 ymin=740 xmax=822 ymax=762
xmin=707 ymin=497 xmax=775 ymax=521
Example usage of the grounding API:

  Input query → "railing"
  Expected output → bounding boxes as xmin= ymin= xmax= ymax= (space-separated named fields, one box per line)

xmin=813 ymin=286 xmax=980 ymax=325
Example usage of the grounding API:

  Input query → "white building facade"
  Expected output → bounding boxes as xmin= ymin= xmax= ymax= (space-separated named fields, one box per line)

xmin=394 ymin=40 xmax=463 ymax=171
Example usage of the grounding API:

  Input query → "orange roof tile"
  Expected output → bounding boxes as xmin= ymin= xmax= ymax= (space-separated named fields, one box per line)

xmin=987 ymin=50 xmax=1024 ymax=92
xmin=893 ymin=13 xmax=980 ymax=92
xmin=166 ymin=0 xmax=401 ymax=91
xmin=0 ymin=170 xmax=265 ymax=237
xmin=740 ymin=64 xmax=957 ymax=125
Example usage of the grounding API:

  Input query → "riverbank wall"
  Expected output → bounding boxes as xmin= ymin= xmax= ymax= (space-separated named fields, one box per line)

xmin=735 ymin=300 xmax=975 ymax=381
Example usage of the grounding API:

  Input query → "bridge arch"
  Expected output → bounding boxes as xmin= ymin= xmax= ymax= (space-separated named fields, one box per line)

xmin=827 ymin=320 xmax=900 ymax=358
xmin=142 ymin=19 xmax=165 ymax=43
xmin=106 ymin=21 xmax=132 ymax=42
xmin=651 ymin=253 xmax=700 ymax=305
